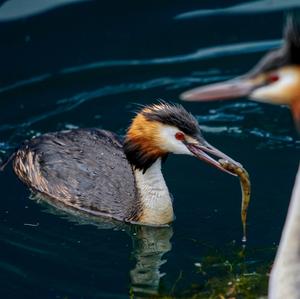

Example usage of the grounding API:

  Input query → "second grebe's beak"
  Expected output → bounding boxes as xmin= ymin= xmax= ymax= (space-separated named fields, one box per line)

xmin=180 ymin=66 xmax=300 ymax=131
xmin=180 ymin=76 xmax=264 ymax=102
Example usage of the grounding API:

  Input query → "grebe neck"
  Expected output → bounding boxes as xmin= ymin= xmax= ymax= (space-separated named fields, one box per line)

xmin=133 ymin=158 xmax=174 ymax=225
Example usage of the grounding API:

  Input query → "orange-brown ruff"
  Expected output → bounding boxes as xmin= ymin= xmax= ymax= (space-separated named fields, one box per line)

xmin=125 ymin=112 xmax=167 ymax=169
xmin=9 ymin=102 xmax=240 ymax=225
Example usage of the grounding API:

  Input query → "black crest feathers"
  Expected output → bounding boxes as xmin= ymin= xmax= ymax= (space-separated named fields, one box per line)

xmin=284 ymin=14 xmax=300 ymax=64
xmin=142 ymin=102 xmax=200 ymax=137
xmin=249 ymin=15 xmax=300 ymax=76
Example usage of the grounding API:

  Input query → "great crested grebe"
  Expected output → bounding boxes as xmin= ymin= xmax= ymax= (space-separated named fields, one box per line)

xmin=7 ymin=102 xmax=240 ymax=226
xmin=180 ymin=17 xmax=300 ymax=130
xmin=180 ymin=17 xmax=300 ymax=299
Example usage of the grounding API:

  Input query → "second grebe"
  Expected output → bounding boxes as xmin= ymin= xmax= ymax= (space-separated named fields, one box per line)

xmin=9 ymin=102 xmax=240 ymax=226
xmin=181 ymin=17 xmax=300 ymax=299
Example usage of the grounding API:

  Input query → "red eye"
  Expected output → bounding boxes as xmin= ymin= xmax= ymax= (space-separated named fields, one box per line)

xmin=268 ymin=73 xmax=279 ymax=83
xmin=175 ymin=132 xmax=185 ymax=141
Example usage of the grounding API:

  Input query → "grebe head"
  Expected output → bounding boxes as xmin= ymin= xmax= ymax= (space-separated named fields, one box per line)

xmin=124 ymin=102 xmax=239 ymax=174
xmin=180 ymin=17 xmax=300 ymax=130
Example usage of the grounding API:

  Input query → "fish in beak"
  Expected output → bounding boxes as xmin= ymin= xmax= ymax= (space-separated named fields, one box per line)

xmin=184 ymin=136 xmax=241 ymax=176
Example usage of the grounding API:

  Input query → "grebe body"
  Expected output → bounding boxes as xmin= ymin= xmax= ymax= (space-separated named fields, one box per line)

xmin=14 ymin=129 xmax=140 ymax=222
xmin=11 ymin=103 xmax=240 ymax=226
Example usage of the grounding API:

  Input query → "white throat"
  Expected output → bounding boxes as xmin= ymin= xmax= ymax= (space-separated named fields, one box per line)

xmin=133 ymin=158 xmax=174 ymax=225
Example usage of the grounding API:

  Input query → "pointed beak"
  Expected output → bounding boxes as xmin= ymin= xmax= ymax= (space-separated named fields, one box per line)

xmin=180 ymin=77 xmax=263 ymax=102
xmin=185 ymin=139 xmax=241 ymax=176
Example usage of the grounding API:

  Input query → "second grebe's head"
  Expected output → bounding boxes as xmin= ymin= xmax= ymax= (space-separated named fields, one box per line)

xmin=180 ymin=17 xmax=300 ymax=130
xmin=124 ymin=102 xmax=240 ymax=173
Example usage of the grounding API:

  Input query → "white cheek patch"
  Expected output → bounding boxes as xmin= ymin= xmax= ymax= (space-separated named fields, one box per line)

xmin=251 ymin=71 xmax=300 ymax=105
xmin=159 ymin=126 xmax=192 ymax=155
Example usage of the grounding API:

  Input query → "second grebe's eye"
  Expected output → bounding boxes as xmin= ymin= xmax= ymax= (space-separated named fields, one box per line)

xmin=268 ymin=73 xmax=279 ymax=83
xmin=175 ymin=132 xmax=185 ymax=141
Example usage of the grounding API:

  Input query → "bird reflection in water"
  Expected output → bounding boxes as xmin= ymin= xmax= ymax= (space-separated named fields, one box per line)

xmin=35 ymin=195 xmax=173 ymax=298
xmin=130 ymin=225 xmax=172 ymax=297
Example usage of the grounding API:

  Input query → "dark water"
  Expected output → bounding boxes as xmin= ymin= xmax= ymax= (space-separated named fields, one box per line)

xmin=0 ymin=1 xmax=300 ymax=298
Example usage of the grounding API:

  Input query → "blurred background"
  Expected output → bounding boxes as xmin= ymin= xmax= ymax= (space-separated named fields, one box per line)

xmin=0 ymin=1 xmax=300 ymax=298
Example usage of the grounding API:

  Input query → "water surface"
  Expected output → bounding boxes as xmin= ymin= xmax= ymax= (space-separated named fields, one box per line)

xmin=0 ymin=1 xmax=299 ymax=298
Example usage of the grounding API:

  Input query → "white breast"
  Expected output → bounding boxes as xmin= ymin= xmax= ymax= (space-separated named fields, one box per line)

xmin=269 ymin=165 xmax=300 ymax=299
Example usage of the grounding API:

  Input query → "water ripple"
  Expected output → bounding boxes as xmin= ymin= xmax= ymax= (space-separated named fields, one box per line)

xmin=0 ymin=77 xmax=178 ymax=133
xmin=209 ymin=102 xmax=264 ymax=115
xmin=60 ymin=40 xmax=281 ymax=75
xmin=0 ymin=74 xmax=51 ymax=94
xmin=0 ymin=39 xmax=280 ymax=96
xmin=197 ymin=102 xmax=299 ymax=149
xmin=0 ymin=260 xmax=26 ymax=278
xmin=198 ymin=113 xmax=244 ymax=122
xmin=175 ymin=0 xmax=300 ymax=20
xmin=0 ymin=0 xmax=88 ymax=22
xmin=197 ymin=103 xmax=263 ymax=123
xmin=0 ymin=142 xmax=12 ymax=152
xmin=0 ymin=74 xmax=235 ymax=137
xmin=201 ymin=124 xmax=298 ymax=150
